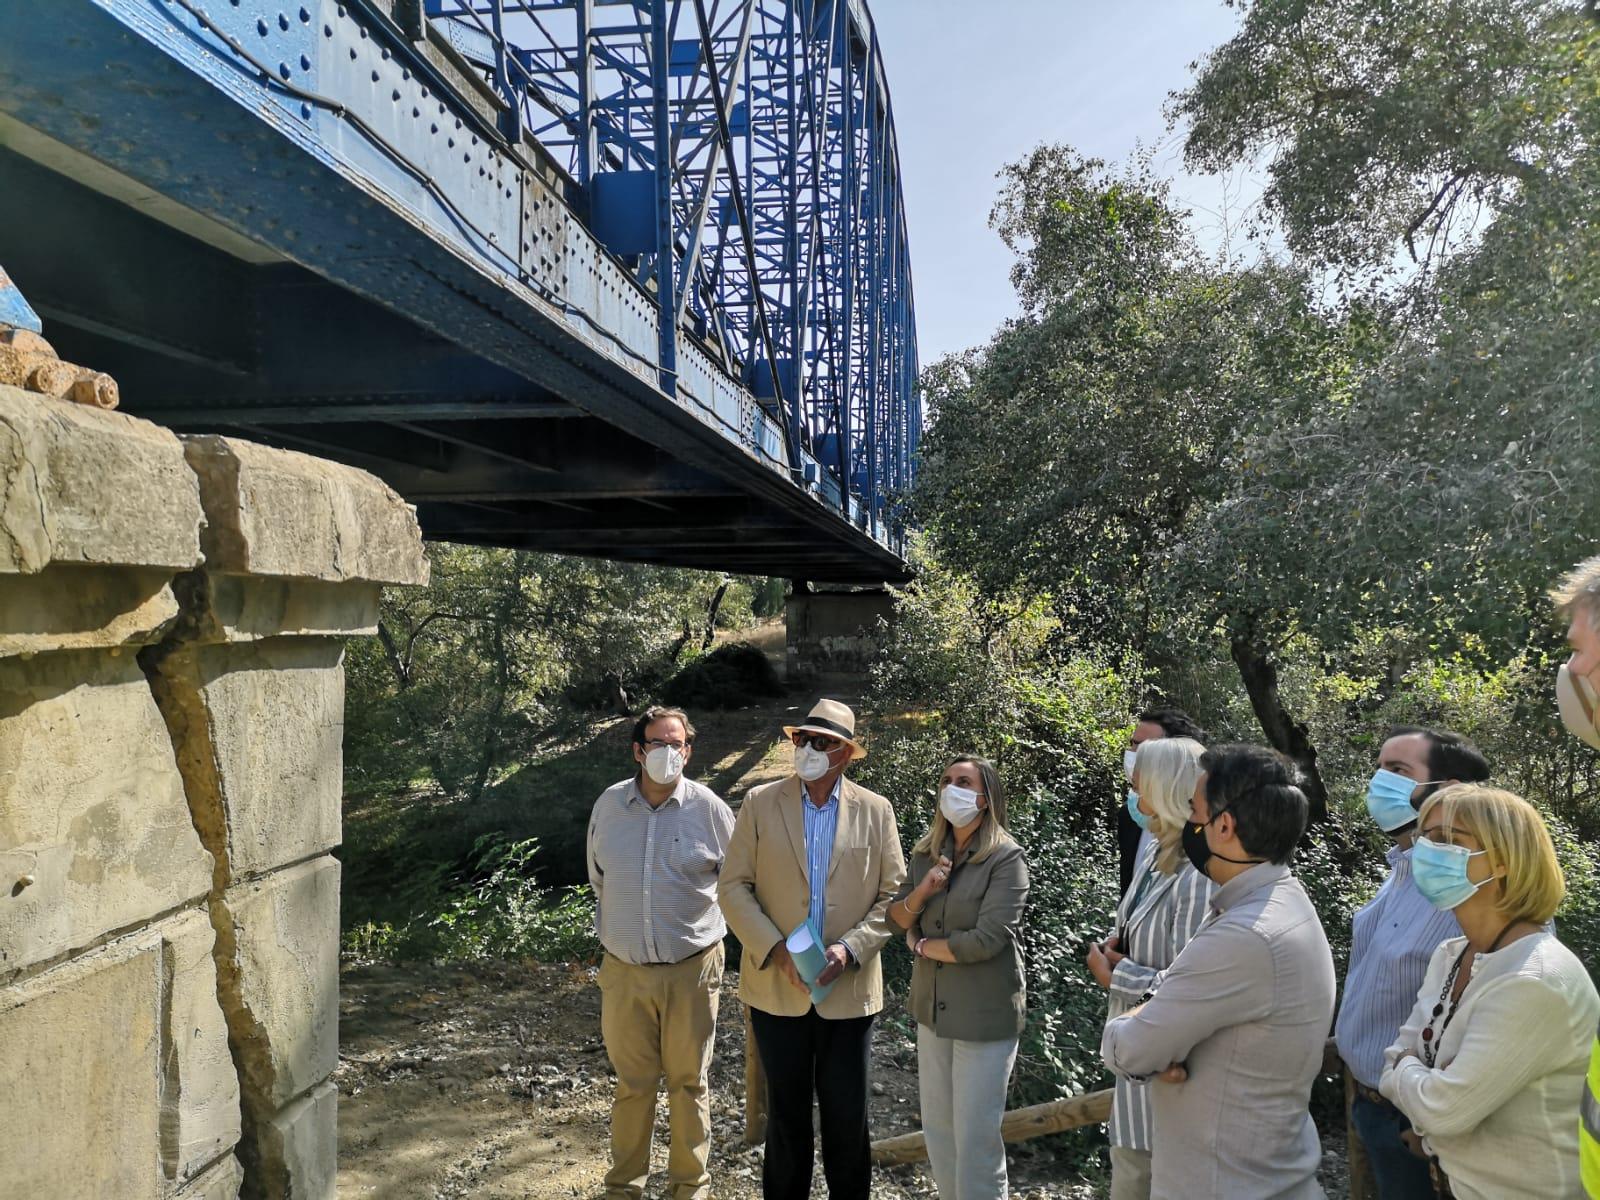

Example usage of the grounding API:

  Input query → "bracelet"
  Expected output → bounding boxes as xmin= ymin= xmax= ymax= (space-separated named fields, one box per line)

xmin=915 ymin=937 xmax=928 ymax=958
xmin=904 ymin=897 xmax=925 ymax=915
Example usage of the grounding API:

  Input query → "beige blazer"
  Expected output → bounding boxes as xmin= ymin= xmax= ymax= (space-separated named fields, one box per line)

xmin=719 ymin=774 xmax=906 ymax=1019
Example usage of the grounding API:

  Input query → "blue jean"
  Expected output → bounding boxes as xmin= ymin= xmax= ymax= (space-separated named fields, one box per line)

xmin=1350 ymin=1093 xmax=1435 ymax=1200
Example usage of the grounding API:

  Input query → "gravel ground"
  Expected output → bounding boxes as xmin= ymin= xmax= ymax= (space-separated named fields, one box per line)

xmin=335 ymin=959 xmax=1110 ymax=1199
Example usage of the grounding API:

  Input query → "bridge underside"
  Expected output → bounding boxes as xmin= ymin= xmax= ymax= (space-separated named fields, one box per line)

xmin=0 ymin=2 xmax=911 ymax=583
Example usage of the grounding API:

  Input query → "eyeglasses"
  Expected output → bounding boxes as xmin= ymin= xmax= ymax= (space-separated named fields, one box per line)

xmin=791 ymin=732 xmax=842 ymax=752
xmin=644 ymin=738 xmax=689 ymax=752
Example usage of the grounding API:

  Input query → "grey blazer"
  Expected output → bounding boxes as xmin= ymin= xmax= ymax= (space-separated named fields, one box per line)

xmin=899 ymin=833 xmax=1029 ymax=1042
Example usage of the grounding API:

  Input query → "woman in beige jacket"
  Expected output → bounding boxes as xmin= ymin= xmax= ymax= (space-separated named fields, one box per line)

xmin=889 ymin=755 xmax=1029 ymax=1200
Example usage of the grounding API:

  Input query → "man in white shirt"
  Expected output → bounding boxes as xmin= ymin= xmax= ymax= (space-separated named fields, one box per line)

xmin=587 ymin=706 xmax=735 ymax=1200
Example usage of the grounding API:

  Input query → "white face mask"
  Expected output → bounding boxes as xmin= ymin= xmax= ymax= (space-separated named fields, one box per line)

xmin=939 ymin=783 xmax=984 ymax=828
xmin=1558 ymin=662 xmax=1600 ymax=750
xmin=1123 ymin=749 xmax=1138 ymax=783
xmin=644 ymin=745 xmax=685 ymax=785
xmin=794 ymin=743 xmax=833 ymax=782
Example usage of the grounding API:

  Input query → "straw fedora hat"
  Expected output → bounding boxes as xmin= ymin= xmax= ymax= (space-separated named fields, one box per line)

xmin=783 ymin=698 xmax=867 ymax=760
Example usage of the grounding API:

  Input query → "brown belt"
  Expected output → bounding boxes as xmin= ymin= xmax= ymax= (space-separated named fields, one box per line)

xmin=1353 ymin=1081 xmax=1391 ymax=1109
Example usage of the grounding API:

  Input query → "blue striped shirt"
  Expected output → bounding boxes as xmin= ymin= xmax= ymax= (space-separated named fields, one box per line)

xmin=800 ymin=779 xmax=841 ymax=937
xmin=1334 ymin=843 xmax=1461 ymax=1088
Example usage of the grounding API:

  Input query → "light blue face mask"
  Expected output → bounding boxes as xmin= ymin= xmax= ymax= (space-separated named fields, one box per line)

xmin=1412 ymin=836 xmax=1491 ymax=911
xmin=1126 ymin=789 xmax=1151 ymax=831
xmin=1365 ymin=768 xmax=1435 ymax=833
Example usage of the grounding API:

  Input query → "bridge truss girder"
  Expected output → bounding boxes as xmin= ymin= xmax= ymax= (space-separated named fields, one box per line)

xmin=426 ymin=0 xmax=920 ymax=530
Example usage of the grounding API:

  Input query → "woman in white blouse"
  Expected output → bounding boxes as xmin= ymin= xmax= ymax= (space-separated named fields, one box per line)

xmin=1085 ymin=736 xmax=1214 ymax=1200
xmin=1380 ymin=784 xmax=1599 ymax=1199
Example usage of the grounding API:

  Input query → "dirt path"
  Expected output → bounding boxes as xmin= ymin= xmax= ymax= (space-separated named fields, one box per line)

xmin=335 ymin=960 xmax=1102 ymax=1200
xmin=335 ymin=625 xmax=1348 ymax=1198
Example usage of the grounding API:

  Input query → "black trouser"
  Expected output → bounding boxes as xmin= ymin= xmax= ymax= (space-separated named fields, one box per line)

xmin=748 ymin=1007 xmax=874 ymax=1200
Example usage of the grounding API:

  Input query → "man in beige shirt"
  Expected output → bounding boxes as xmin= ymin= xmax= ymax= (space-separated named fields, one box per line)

xmin=719 ymin=699 xmax=905 ymax=1200
xmin=587 ymin=706 xmax=734 ymax=1200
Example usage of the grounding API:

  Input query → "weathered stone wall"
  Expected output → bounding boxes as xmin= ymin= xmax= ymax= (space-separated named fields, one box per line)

xmin=785 ymin=588 xmax=894 ymax=680
xmin=0 ymin=386 xmax=427 ymax=1199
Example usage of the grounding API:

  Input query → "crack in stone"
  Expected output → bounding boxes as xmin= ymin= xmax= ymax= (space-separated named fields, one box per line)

xmin=137 ymin=572 xmax=280 ymax=1200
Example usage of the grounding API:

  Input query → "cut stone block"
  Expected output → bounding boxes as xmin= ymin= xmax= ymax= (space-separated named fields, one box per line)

xmin=0 ymin=650 xmax=213 ymax=977
xmin=157 ymin=909 xmax=242 ymax=1187
xmin=0 ymin=937 xmax=162 ymax=1198
xmin=221 ymin=857 xmax=340 ymax=1110
xmin=147 ymin=638 xmax=344 ymax=880
xmin=202 ymin=575 xmax=384 ymax=642
xmin=0 ymin=563 xmax=180 ymax=658
xmin=174 ymin=1154 xmax=243 ymax=1199
xmin=182 ymin=435 xmax=427 ymax=586
xmin=253 ymin=1082 xmax=338 ymax=1200
xmin=0 ymin=384 xmax=202 ymax=574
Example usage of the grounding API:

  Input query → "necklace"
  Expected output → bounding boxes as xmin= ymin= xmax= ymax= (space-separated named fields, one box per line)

xmin=1419 ymin=921 xmax=1519 ymax=1067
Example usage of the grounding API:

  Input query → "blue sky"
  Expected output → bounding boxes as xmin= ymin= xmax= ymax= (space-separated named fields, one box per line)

xmin=868 ymin=1 xmax=1257 ymax=365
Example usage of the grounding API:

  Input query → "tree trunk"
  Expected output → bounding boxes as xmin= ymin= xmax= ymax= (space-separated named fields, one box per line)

xmin=1228 ymin=628 xmax=1329 ymax=822
xmin=667 ymin=617 xmax=692 ymax=664
xmin=375 ymin=618 xmax=454 ymax=792
xmin=869 ymin=1088 xmax=1113 ymax=1165
xmin=610 ymin=669 xmax=632 ymax=717
xmin=701 ymin=580 xmax=731 ymax=651
xmin=470 ymin=621 xmax=511 ymax=803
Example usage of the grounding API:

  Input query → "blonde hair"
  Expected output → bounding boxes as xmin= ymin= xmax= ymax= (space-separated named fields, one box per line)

xmin=1134 ymin=737 xmax=1206 ymax=876
xmin=913 ymin=756 xmax=1013 ymax=864
xmin=1417 ymin=784 xmax=1566 ymax=925
xmin=1551 ymin=554 xmax=1600 ymax=622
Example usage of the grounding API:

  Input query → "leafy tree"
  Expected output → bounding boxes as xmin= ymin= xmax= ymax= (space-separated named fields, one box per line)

xmin=1174 ymin=0 xmax=1594 ymax=277
xmin=914 ymin=149 xmax=1376 ymax=812
xmin=1172 ymin=0 xmax=1600 ymax=661
xmin=345 ymin=545 xmax=758 ymax=799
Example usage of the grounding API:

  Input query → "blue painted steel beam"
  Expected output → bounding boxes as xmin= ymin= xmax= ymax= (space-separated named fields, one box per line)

xmin=0 ymin=0 xmax=914 ymax=578
xmin=425 ymin=0 xmax=920 ymax=536
xmin=0 ymin=265 xmax=42 ymax=334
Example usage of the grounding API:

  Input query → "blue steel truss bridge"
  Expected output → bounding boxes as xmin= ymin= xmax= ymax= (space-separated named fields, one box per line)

xmin=0 ymin=0 xmax=919 ymax=582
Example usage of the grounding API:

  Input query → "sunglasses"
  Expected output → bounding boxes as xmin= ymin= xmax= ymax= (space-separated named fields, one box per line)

xmin=791 ymin=732 xmax=843 ymax=752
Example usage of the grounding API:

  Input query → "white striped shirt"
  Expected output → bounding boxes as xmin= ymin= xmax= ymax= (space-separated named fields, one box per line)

xmin=1103 ymin=837 xmax=1215 ymax=1150
xmin=586 ymin=775 xmax=735 ymax=965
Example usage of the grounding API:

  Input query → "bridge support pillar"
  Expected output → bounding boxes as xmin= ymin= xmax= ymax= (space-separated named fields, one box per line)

xmin=0 ymin=384 xmax=428 ymax=1199
xmin=784 ymin=585 xmax=895 ymax=683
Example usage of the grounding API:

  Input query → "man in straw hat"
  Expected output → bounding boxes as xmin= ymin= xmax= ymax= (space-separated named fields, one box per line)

xmin=720 ymin=698 xmax=906 ymax=1200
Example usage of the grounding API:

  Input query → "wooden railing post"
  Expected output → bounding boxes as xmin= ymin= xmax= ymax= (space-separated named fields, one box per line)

xmin=743 ymin=1003 xmax=768 ymax=1144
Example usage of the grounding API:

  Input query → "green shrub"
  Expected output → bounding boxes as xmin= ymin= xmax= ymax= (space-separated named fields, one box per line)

xmin=341 ymin=835 xmax=599 ymax=964
xmin=661 ymin=642 xmax=785 ymax=710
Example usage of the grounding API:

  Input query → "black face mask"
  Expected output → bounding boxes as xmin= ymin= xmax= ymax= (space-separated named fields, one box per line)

xmin=1181 ymin=808 xmax=1263 ymax=878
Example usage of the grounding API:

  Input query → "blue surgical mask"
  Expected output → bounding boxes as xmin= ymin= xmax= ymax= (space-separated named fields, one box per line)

xmin=1412 ymin=836 xmax=1491 ymax=910
xmin=1126 ymin=789 xmax=1151 ymax=831
xmin=1365 ymin=768 xmax=1434 ymax=833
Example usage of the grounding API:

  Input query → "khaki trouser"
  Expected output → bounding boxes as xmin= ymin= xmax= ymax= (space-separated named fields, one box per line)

xmin=598 ymin=941 xmax=724 ymax=1200
xmin=1109 ymin=1145 xmax=1153 ymax=1200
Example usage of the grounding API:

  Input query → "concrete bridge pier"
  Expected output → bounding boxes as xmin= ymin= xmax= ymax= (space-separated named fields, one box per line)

xmin=785 ymin=585 xmax=896 ymax=682
xmin=0 ymin=382 xmax=427 ymax=1198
